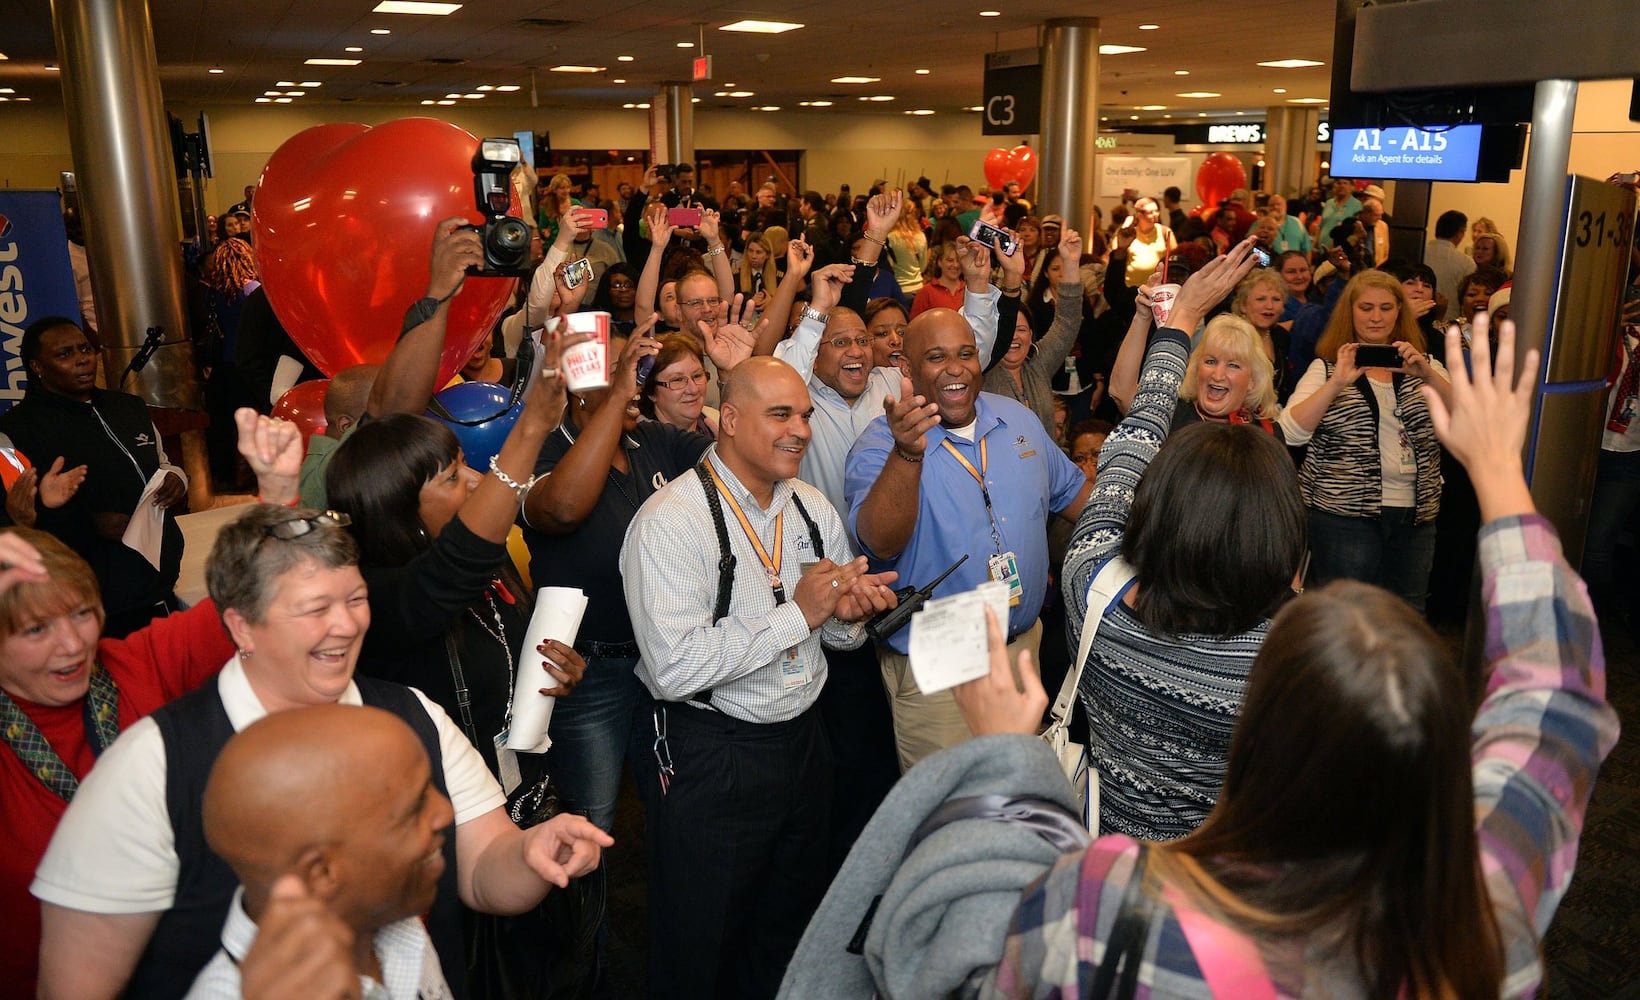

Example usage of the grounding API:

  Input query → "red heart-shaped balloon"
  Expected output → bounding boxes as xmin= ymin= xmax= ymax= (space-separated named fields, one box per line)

xmin=1007 ymin=145 xmax=1037 ymax=193
xmin=271 ymin=378 xmax=330 ymax=446
xmin=255 ymin=118 xmax=518 ymax=385
xmin=983 ymin=147 xmax=1015 ymax=192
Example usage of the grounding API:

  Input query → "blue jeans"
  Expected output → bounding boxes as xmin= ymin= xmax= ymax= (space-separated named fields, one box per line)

xmin=1307 ymin=507 xmax=1438 ymax=612
xmin=1582 ymin=448 xmax=1640 ymax=611
xmin=540 ymin=653 xmax=650 ymax=832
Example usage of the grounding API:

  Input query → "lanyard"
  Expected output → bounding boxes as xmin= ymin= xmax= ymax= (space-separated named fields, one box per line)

xmin=705 ymin=461 xmax=787 ymax=604
xmin=940 ymin=438 xmax=1004 ymax=554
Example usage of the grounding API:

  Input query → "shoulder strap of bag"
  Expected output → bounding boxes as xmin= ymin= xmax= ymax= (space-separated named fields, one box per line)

xmin=1047 ymin=557 xmax=1138 ymax=735
xmin=444 ymin=632 xmax=480 ymax=749
xmin=1090 ymin=842 xmax=1154 ymax=1000
xmin=694 ymin=462 xmax=737 ymax=625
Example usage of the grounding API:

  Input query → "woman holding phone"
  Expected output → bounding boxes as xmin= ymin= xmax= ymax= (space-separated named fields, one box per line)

xmin=1277 ymin=270 xmax=1451 ymax=609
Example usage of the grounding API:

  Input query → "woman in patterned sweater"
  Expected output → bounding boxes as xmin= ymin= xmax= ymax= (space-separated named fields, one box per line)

xmin=1062 ymin=242 xmax=1306 ymax=840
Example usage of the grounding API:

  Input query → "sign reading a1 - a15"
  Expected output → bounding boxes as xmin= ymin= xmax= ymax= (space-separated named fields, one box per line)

xmin=1330 ymin=124 xmax=1484 ymax=182
xmin=982 ymin=48 xmax=1041 ymax=136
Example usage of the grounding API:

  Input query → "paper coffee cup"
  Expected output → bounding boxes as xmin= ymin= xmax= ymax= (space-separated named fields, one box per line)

xmin=506 ymin=586 xmax=590 ymax=753
xmin=561 ymin=312 xmax=612 ymax=392
xmin=1150 ymin=283 xmax=1181 ymax=327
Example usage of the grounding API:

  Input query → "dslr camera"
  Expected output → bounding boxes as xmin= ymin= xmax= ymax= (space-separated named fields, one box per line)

xmin=464 ymin=137 xmax=532 ymax=278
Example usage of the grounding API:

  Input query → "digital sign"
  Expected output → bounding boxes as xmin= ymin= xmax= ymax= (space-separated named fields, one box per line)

xmin=1330 ymin=124 xmax=1485 ymax=182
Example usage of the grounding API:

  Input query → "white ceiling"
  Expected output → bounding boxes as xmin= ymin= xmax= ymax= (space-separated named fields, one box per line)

xmin=1 ymin=1 xmax=1338 ymax=124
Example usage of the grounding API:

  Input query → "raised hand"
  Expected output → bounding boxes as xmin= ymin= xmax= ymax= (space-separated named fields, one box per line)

xmin=609 ymin=316 xmax=661 ymax=396
xmin=0 ymin=522 xmax=49 ymax=591
xmin=427 ymin=215 xmax=483 ymax=302
xmin=883 ymin=376 xmax=941 ymax=460
xmin=1421 ymin=315 xmax=1538 ymax=522
xmin=552 ymin=259 xmax=591 ymax=317
xmin=645 ymin=202 xmax=675 ymax=247
xmin=865 ymin=190 xmax=901 ymax=239
xmin=37 ymin=457 xmax=88 ymax=510
xmin=1057 ymin=228 xmax=1084 ymax=269
xmin=703 ymin=294 xmax=763 ymax=372
xmin=1168 ymin=238 xmax=1260 ymax=331
xmin=698 ymin=208 xmax=722 ymax=246
xmin=235 ymin=408 xmax=305 ymax=505
xmin=994 ymin=231 xmax=1026 ymax=287
xmin=955 ymin=236 xmax=993 ymax=290
xmin=786 ymin=235 xmax=816 ymax=283
xmin=808 ymin=263 xmax=853 ymax=314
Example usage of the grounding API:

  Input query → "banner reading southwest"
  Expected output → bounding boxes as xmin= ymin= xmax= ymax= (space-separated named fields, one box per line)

xmin=0 ymin=191 xmax=81 ymax=414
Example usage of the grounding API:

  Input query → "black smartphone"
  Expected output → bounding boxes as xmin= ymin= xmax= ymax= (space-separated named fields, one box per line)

xmin=1250 ymin=243 xmax=1271 ymax=268
xmin=1355 ymin=344 xmax=1403 ymax=368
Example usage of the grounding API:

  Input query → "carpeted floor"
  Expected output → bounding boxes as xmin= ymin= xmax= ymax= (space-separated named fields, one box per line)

xmin=599 ymin=618 xmax=1640 ymax=999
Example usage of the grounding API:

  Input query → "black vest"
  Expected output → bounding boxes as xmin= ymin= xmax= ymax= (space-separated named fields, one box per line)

xmin=126 ymin=675 xmax=465 ymax=999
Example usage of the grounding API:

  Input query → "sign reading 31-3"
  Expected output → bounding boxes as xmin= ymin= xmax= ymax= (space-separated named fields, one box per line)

xmin=983 ymin=48 xmax=1042 ymax=136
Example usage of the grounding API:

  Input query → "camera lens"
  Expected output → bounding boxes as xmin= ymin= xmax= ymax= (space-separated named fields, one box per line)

xmin=487 ymin=217 xmax=530 ymax=269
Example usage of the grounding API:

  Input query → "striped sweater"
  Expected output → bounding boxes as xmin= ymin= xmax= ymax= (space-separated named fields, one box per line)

xmin=1062 ymin=325 xmax=1271 ymax=841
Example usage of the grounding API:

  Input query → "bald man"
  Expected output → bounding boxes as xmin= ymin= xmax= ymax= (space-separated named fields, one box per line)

xmin=187 ymin=705 xmax=453 ymax=999
xmin=298 ymin=363 xmax=378 ymax=508
xmin=620 ymin=356 xmax=897 ymax=999
xmin=847 ymin=307 xmax=1092 ymax=770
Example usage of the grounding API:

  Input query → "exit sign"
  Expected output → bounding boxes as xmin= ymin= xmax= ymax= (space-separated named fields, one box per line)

xmin=692 ymin=56 xmax=712 ymax=82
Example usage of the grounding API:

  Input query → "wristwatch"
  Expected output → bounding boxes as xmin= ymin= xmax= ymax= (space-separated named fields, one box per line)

xmin=799 ymin=305 xmax=830 ymax=326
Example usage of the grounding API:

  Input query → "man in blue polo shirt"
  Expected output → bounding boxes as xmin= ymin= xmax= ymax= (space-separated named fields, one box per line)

xmin=846 ymin=308 xmax=1091 ymax=770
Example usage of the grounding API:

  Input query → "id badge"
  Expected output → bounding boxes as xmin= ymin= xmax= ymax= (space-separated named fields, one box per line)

xmin=493 ymin=731 xmax=522 ymax=796
xmin=1396 ymin=429 xmax=1416 ymax=475
xmin=988 ymin=551 xmax=1024 ymax=607
xmin=778 ymin=646 xmax=810 ymax=690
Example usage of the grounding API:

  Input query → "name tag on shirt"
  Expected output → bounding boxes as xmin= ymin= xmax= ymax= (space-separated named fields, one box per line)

xmin=989 ymin=550 xmax=1023 ymax=607
xmin=778 ymin=646 xmax=810 ymax=690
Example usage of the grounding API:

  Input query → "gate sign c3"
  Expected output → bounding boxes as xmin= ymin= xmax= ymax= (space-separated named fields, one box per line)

xmin=982 ymin=48 xmax=1043 ymax=136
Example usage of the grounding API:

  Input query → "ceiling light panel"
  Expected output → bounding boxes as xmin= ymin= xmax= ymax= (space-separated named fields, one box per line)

xmin=372 ymin=1 xmax=461 ymax=14
xmin=719 ymin=19 xmax=803 ymax=33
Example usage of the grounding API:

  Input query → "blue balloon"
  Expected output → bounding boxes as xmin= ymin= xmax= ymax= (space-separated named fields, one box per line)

xmin=426 ymin=380 xmax=522 ymax=472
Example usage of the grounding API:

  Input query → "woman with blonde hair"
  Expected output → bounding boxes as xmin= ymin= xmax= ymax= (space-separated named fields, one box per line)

xmin=885 ymin=196 xmax=929 ymax=298
xmin=1278 ymin=269 xmax=1452 ymax=608
xmin=736 ymin=231 xmax=779 ymax=313
xmin=1232 ymin=268 xmax=1301 ymax=397
xmin=537 ymin=172 xmax=578 ymax=245
xmin=1471 ymin=230 xmax=1512 ymax=277
xmin=910 ymin=241 xmax=965 ymax=317
xmin=1178 ymin=315 xmax=1281 ymax=433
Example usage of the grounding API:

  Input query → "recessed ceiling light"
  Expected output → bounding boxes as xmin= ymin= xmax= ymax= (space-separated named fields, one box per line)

xmin=476 ymin=85 xmax=495 ymax=91
xmin=906 ymin=109 xmax=935 ymax=116
xmin=719 ymin=19 xmax=804 ymax=33
xmin=915 ymin=68 xmax=930 ymax=75
xmin=1257 ymin=59 xmax=1324 ymax=69
xmin=1272 ymin=88 xmax=1287 ymax=94
xmin=1100 ymin=116 xmax=1109 ymax=121
xmin=264 ymin=90 xmax=282 ymax=96
xmin=371 ymin=1 xmax=461 ymax=13
xmin=463 ymin=93 xmax=485 ymax=99
xmin=1139 ymin=23 xmax=1160 ymax=30
xmin=285 ymin=91 xmax=305 ymax=96
xmin=1235 ymin=110 xmax=1246 ymax=115
xmin=980 ymin=11 xmax=1001 ymax=17
xmin=1198 ymin=112 xmax=1207 ymax=117
xmin=421 ymin=99 xmax=436 ymax=105
xmin=754 ymin=105 xmax=781 ymax=111
xmin=692 ymin=97 xmax=701 ymax=103
xmin=1138 ymin=105 xmax=1166 ymax=111
xmin=549 ymin=65 xmax=606 ymax=73
xmin=345 ymin=46 xmax=364 ymax=53
xmin=274 ymin=97 xmax=293 ymax=103
xmin=208 ymin=67 xmax=225 ymax=74
xmin=436 ymin=99 xmax=457 ymax=105
xmin=612 ymin=79 xmax=626 ymax=84
xmin=1176 ymin=91 xmax=1221 ymax=98
xmin=0 ymin=97 xmax=10 ymax=102
xmin=301 ymin=81 xmax=321 ymax=87
xmin=622 ymin=103 xmax=636 ymax=109
xmin=676 ymin=41 xmax=694 ymax=48
xmin=1101 ymin=44 xmax=1146 ymax=55
xmin=1287 ymin=97 xmax=1328 ymax=104
xmin=1174 ymin=70 xmax=1189 ymax=76
xmin=636 ymin=102 xmax=650 ymax=109
xmin=617 ymin=55 xmax=634 ymax=62
xmin=0 ymin=88 xmax=12 ymax=94
xmin=965 ymin=105 xmax=983 ymax=112
xmin=445 ymin=93 xmax=462 ymax=98
xmin=370 ymin=28 xmax=391 ymax=34
xmin=277 ymin=81 xmax=296 ymax=86
xmin=799 ymin=100 xmax=835 ymax=107
xmin=0 ymin=53 xmax=8 ymax=60
xmin=255 ymin=97 xmax=271 ymax=103
xmin=830 ymin=76 xmax=879 ymax=84
xmin=306 ymin=58 xmax=361 ymax=66
xmin=45 ymin=63 xmax=59 ymax=71
xmin=865 ymin=95 xmax=895 ymax=102
xmin=728 ymin=91 xmax=754 ymax=98
xmin=713 ymin=90 xmax=730 ymax=97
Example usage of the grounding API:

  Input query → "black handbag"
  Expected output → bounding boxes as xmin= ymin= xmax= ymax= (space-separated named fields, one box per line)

xmin=444 ymin=619 xmax=606 ymax=1000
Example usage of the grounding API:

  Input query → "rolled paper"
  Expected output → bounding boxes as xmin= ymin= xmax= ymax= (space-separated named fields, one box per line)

xmin=506 ymin=586 xmax=589 ymax=752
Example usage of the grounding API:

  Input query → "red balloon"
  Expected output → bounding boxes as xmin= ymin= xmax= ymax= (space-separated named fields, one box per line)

xmin=1009 ymin=145 xmax=1037 ymax=193
xmin=255 ymin=118 xmax=518 ymax=386
xmin=983 ymin=147 xmax=1014 ymax=192
xmin=271 ymin=379 xmax=330 ymax=444
xmin=1195 ymin=152 xmax=1248 ymax=210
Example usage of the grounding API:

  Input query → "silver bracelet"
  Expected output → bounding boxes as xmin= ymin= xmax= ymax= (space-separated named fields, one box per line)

xmin=704 ymin=244 xmax=725 ymax=257
xmin=488 ymin=455 xmax=538 ymax=504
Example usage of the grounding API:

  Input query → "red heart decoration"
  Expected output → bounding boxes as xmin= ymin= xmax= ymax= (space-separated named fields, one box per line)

xmin=1007 ymin=145 xmax=1037 ymax=193
xmin=254 ymin=118 xmax=517 ymax=385
xmin=983 ymin=147 xmax=1015 ymax=192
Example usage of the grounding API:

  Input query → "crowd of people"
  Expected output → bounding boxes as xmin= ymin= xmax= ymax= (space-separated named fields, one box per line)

xmin=0 ymin=160 xmax=1630 ymax=1000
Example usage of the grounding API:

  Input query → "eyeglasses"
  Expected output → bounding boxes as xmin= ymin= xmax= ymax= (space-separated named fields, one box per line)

xmin=825 ymin=335 xmax=873 ymax=351
xmin=678 ymin=297 xmax=723 ymax=310
xmin=608 ymin=281 xmax=636 ymax=291
xmin=655 ymin=371 xmax=709 ymax=392
xmin=262 ymin=510 xmax=352 ymax=540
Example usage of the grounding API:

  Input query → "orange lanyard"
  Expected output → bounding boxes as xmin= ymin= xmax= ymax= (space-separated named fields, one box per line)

xmin=705 ymin=461 xmax=786 ymax=602
xmin=941 ymin=438 xmax=1004 ymax=554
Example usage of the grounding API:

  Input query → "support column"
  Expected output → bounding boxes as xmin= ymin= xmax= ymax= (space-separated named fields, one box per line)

xmin=1263 ymin=106 xmax=1319 ymax=197
xmin=1510 ymin=80 xmax=1578 ymax=378
xmin=1038 ymin=18 xmax=1099 ymax=236
xmin=649 ymin=83 xmax=694 ymax=167
xmin=51 ymin=0 xmax=198 ymax=409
